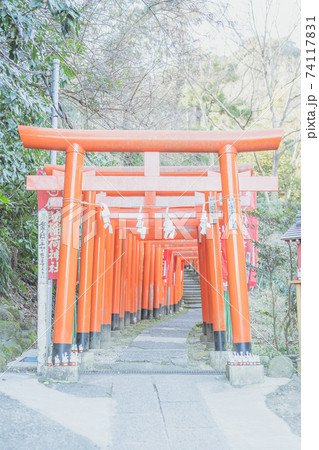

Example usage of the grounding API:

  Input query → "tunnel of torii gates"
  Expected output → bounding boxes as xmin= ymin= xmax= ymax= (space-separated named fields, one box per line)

xmin=18 ymin=125 xmax=283 ymax=364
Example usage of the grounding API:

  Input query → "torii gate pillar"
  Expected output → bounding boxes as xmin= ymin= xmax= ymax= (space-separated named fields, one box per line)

xmin=219 ymin=145 xmax=251 ymax=354
xmin=52 ymin=144 xmax=85 ymax=362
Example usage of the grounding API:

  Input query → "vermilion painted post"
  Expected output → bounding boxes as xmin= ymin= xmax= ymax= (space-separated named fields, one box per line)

xmin=159 ymin=247 xmax=164 ymax=316
xmin=134 ymin=237 xmax=140 ymax=321
xmin=181 ymin=261 xmax=185 ymax=304
xmin=148 ymin=244 xmax=155 ymax=319
xmin=178 ymin=256 xmax=183 ymax=309
xmin=77 ymin=191 xmax=96 ymax=351
xmin=137 ymin=240 xmax=144 ymax=321
xmin=100 ymin=229 xmax=107 ymax=343
xmin=175 ymin=256 xmax=182 ymax=311
xmin=167 ymin=252 xmax=174 ymax=314
xmin=154 ymin=246 xmax=162 ymax=319
xmin=203 ymin=234 xmax=214 ymax=342
xmin=124 ymin=231 xmax=133 ymax=326
xmin=197 ymin=232 xmax=208 ymax=339
xmin=163 ymin=284 xmax=168 ymax=315
xmin=52 ymin=144 xmax=85 ymax=362
xmin=206 ymin=192 xmax=227 ymax=351
xmin=142 ymin=241 xmax=151 ymax=319
xmin=219 ymin=145 xmax=252 ymax=353
xmin=119 ymin=233 xmax=127 ymax=330
xmin=101 ymin=222 xmax=115 ymax=347
xmin=172 ymin=254 xmax=178 ymax=313
xmin=112 ymin=226 xmax=122 ymax=331
xmin=180 ymin=260 xmax=185 ymax=305
xmin=130 ymin=234 xmax=138 ymax=324
xmin=204 ymin=193 xmax=217 ymax=346
xmin=162 ymin=249 xmax=168 ymax=315
xmin=171 ymin=252 xmax=176 ymax=313
xmin=89 ymin=205 xmax=106 ymax=349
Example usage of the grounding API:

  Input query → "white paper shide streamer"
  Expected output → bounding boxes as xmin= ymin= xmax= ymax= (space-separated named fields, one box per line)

xmin=199 ymin=203 xmax=211 ymax=235
xmin=100 ymin=203 xmax=113 ymax=233
xmin=136 ymin=206 xmax=147 ymax=239
xmin=164 ymin=208 xmax=176 ymax=239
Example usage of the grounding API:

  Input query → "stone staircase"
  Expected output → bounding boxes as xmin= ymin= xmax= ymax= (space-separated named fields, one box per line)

xmin=182 ymin=268 xmax=202 ymax=309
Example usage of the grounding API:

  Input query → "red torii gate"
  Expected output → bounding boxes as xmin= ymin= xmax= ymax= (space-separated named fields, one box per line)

xmin=19 ymin=125 xmax=283 ymax=363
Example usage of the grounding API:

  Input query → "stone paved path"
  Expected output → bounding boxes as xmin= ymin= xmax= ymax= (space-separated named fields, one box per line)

xmin=0 ymin=309 xmax=300 ymax=449
xmin=113 ymin=307 xmax=205 ymax=372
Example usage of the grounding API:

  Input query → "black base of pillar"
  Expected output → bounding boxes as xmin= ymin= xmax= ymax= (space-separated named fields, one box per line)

xmin=142 ymin=308 xmax=148 ymax=320
xmin=76 ymin=332 xmax=90 ymax=351
xmin=214 ymin=331 xmax=227 ymax=351
xmin=148 ymin=309 xmax=153 ymax=320
xmin=111 ymin=313 xmax=120 ymax=331
xmin=89 ymin=331 xmax=101 ymax=349
xmin=233 ymin=342 xmax=252 ymax=354
xmin=100 ymin=324 xmax=111 ymax=348
xmin=206 ymin=323 xmax=214 ymax=342
xmin=130 ymin=313 xmax=136 ymax=324
xmin=124 ymin=311 xmax=131 ymax=327
xmin=119 ymin=317 xmax=125 ymax=330
xmin=52 ymin=343 xmax=72 ymax=363
xmin=202 ymin=322 xmax=207 ymax=335
xmin=169 ymin=305 xmax=174 ymax=314
xmin=153 ymin=307 xmax=160 ymax=319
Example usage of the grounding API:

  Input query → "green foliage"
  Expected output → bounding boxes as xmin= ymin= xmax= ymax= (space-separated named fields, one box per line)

xmin=0 ymin=241 xmax=12 ymax=295
xmin=0 ymin=0 xmax=83 ymax=295
xmin=248 ymin=199 xmax=300 ymax=353
xmin=249 ymin=199 xmax=298 ymax=288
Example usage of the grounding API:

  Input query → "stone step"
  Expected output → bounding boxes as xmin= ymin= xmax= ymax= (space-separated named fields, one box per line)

xmin=183 ymin=272 xmax=202 ymax=310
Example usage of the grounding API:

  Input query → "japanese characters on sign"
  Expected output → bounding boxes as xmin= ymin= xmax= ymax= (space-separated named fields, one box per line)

xmin=48 ymin=209 xmax=62 ymax=279
xmin=38 ymin=209 xmax=48 ymax=284
xmin=37 ymin=174 xmax=63 ymax=280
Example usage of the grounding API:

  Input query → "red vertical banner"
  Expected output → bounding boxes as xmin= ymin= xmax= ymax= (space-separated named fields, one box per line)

xmin=162 ymin=249 xmax=172 ymax=286
xmin=37 ymin=170 xmax=63 ymax=280
xmin=241 ymin=191 xmax=258 ymax=290
xmin=218 ymin=192 xmax=228 ymax=291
